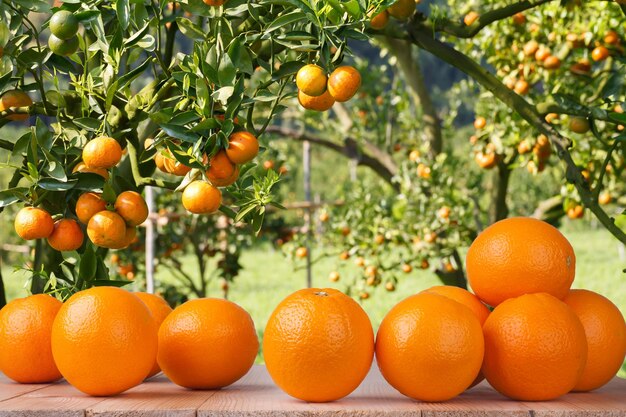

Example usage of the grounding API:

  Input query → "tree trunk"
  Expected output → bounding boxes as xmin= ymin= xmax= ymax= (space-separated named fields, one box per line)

xmin=491 ymin=160 xmax=511 ymax=222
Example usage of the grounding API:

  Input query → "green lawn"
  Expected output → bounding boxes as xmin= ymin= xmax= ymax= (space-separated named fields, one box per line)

xmin=2 ymin=223 xmax=626 ymax=374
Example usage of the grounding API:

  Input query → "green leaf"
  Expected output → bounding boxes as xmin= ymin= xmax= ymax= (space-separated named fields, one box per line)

xmin=266 ymin=11 xmax=308 ymax=33
xmin=218 ymin=54 xmax=236 ymax=86
xmin=116 ymin=0 xmax=130 ymax=31
xmin=91 ymin=279 xmax=132 ymax=287
xmin=0 ymin=187 xmax=28 ymax=208
xmin=102 ymin=182 xmax=117 ymax=203
xmin=117 ymin=57 xmax=152 ymax=90
xmin=73 ymin=117 xmax=102 ymax=131
xmin=79 ymin=246 xmax=97 ymax=281
xmin=266 ymin=0 xmax=316 ymax=22
xmin=124 ymin=20 xmax=152 ymax=48
xmin=271 ymin=60 xmax=304 ymax=81
xmin=176 ymin=17 xmax=206 ymax=41
xmin=37 ymin=178 xmax=76 ymax=191
xmin=160 ymin=123 xmax=201 ymax=143
xmin=74 ymin=10 xmax=101 ymax=23
xmin=213 ymin=86 xmax=234 ymax=105
xmin=13 ymin=0 xmax=50 ymax=12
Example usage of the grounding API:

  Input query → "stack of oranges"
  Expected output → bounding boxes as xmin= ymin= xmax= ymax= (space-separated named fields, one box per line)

xmin=296 ymin=64 xmax=361 ymax=112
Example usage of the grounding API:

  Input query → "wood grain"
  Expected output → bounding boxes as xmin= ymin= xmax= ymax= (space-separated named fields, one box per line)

xmin=0 ymin=366 xmax=624 ymax=416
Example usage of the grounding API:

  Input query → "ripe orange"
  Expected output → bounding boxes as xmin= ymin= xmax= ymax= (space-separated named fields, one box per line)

xmin=533 ymin=134 xmax=551 ymax=159
xmin=328 ymin=271 xmax=340 ymax=282
xmin=387 ymin=0 xmax=415 ymax=20
xmin=0 ymin=294 xmax=63 ymax=383
xmin=517 ymin=140 xmax=531 ymax=154
xmin=569 ymin=117 xmax=590 ymax=134
xmin=82 ymin=136 xmax=123 ymax=169
xmin=376 ymin=292 xmax=484 ymax=402
xmin=72 ymin=162 xmax=110 ymax=180
xmin=422 ymin=286 xmax=489 ymax=325
xmin=114 ymin=191 xmax=149 ymax=226
xmin=75 ymin=192 xmax=106 ymax=224
xmin=598 ymin=191 xmax=612 ymax=205
xmin=203 ymin=0 xmax=225 ymax=5
xmin=534 ymin=47 xmax=550 ymax=62
xmin=563 ymin=289 xmax=626 ymax=392
xmin=52 ymin=287 xmax=157 ymax=396
xmin=523 ymin=40 xmax=539 ymax=56
xmin=327 ymin=66 xmax=361 ymax=102
xmin=295 ymin=246 xmax=308 ymax=258
xmin=408 ymin=149 xmax=420 ymax=161
xmin=475 ymin=151 xmax=497 ymax=169
xmin=473 ymin=116 xmax=486 ymax=129
xmin=512 ymin=12 xmax=526 ymax=25
xmin=0 ymin=90 xmax=33 ymax=121
xmin=109 ymin=226 xmax=137 ymax=250
xmin=416 ymin=162 xmax=431 ymax=178
xmin=181 ymin=181 xmax=222 ymax=214
xmin=225 ymin=131 xmax=259 ymax=164
xmin=264 ymin=288 xmax=374 ymax=402
xmin=467 ymin=217 xmax=575 ymax=307
xmin=567 ymin=204 xmax=584 ymax=219
xmin=47 ymin=219 xmax=84 ymax=251
xmin=514 ymin=79 xmax=530 ymax=95
xmin=207 ymin=150 xmax=239 ymax=187
xmin=87 ymin=210 xmax=127 ymax=248
xmin=369 ymin=9 xmax=389 ymax=30
xmin=14 ymin=206 xmax=54 ymax=240
xmin=162 ymin=152 xmax=191 ymax=176
xmin=482 ymin=293 xmax=587 ymax=401
xmin=464 ymin=11 xmax=479 ymax=26
xmin=591 ymin=45 xmax=609 ymax=62
xmin=135 ymin=292 xmax=173 ymax=378
xmin=298 ymin=89 xmax=335 ymax=111
xmin=296 ymin=64 xmax=327 ymax=97
xmin=154 ymin=151 xmax=167 ymax=172
xmin=401 ymin=263 xmax=412 ymax=273
xmin=604 ymin=30 xmax=620 ymax=45
xmin=543 ymin=55 xmax=561 ymax=69
xmin=157 ymin=298 xmax=258 ymax=389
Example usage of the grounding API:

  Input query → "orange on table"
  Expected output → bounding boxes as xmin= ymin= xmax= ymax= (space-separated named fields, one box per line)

xmin=86 ymin=210 xmax=127 ymax=248
xmin=376 ymin=292 xmax=484 ymax=402
xmin=0 ymin=90 xmax=33 ymax=121
xmin=296 ymin=64 xmax=327 ymax=97
xmin=157 ymin=298 xmax=258 ymax=389
xmin=466 ymin=217 xmax=575 ymax=307
xmin=482 ymin=293 xmax=587 ymax=401
xmin=82 ymin=136 xmax=122 ymax=169
xmin=47 ymin=219 xmax=84 ymax=251
xmin=298 ymin=89 xmax=335 ymax=111
xmin=563 ymin=289 xmax=626 ymax=392
xmin=225 ymin=131 xmax=259 ymax=164
xmin=14 ymin=206 xmax=54 ymax=240
xmin=135 ymin=292 xmax=174 ymax=378
xmin=327 ymin=66 xmax=361 ymax=102
xmin=75 ymin=192 xmax=107 ymax=224
xmin=114 ymin=191 xmax=149 ymax=226
xmin=182 ymin=180 xmax=222 ymax=214
xmin=263 ymin=288 xmax=374 ymax=402
xmin=422 ymin=285 xmax=489 ymax=325
xmin=207 ymin=150 xmax=239 ymax=187
xmin=0 ymin=294 xmax=63 ymax=383
xmin=51 ymin=287 xmax=157 ymax=396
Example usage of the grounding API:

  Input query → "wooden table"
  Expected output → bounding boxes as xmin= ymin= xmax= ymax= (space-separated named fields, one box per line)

xmin=0 ymin=365 xmax=624 ymax=416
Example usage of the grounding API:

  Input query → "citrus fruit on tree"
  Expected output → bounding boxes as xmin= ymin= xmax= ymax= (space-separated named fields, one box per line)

xmin=75 ymin=192 xmax=106 ymax=224
xmin=14 ymin=206 xmax=54 ymax=240
xmin=82 ymin=136 xmax=123 ymax=169
xmin=52 ymin=287 xmax=157 ymax=396
xmin=86 ymin=210 xmax=127 ymax=248
xmin=49 ymin=10 xmax=79 ymax=40
xmin=375 ymin=292 xmax=484 ymax=402
xmin=569 ymin=117 xmax=590 ymax=134
xmin=157 ymin=298 xmax=258 ymax=389
xmin=108 ymin=225 xmax=137 ymax=250
xmin=48 ymin=34 xmax=79 ymax=56
xmin=464 ymin=11 xmax=479 ymax=26
xmin=114 ymin=191 xmax=149 ymax=226
xmin=482 ymin=293 xmax=587 ymax=401
xmin=72 ymin=162 xmax=109 ymax=179
xmin=162 ymin=152 xmax=191 ymax=176
xmin=297 ymin=89 xmax=335 ymax=111
xmin=327 ymin=66 xmax=361 ymax=102
xmin=387 ymin=0 xmax=415 ymax=20
xmin=225 ymin=131 xmax=259 ymax=164
xmin=466 ymin=217 xmax=575 ymax=307
xmin=0 ymin=294 xmax=63 ymax=383
xmin=0 ymin=90 xmax=33 ymax=121
xmin=47 ymin=218 xmax=84 ymax=251
xmin=135 ymin=292 xmax=173 ymax=378
xmin=263 ymin=288 xmax=374 ymax=402
xmin=369 ymin=9 xmax=389 ymax=30
xmin=203 ymin=0 xmax=225 ymax=5
xmin=207 ymin=150 xmax=239 ymax=187
xmin=296 ymin=64 xmax=327 ymax=97
xmin=181 ymin=180 xmax=222 ymax=214
xmin=563 ymin=289 xmax=626 ymax=392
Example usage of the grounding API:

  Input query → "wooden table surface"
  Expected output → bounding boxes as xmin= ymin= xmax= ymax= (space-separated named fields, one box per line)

xmin=0 ymin=364 xmax=624 ymax=416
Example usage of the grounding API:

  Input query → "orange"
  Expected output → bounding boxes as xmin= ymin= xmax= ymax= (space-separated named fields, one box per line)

xmin=591 ymin=45 xmax=609 ymax=62
xmin=473 ymin=116 xmax=486 ymax=129
xmin=114 ymin=191 xmax=149 ymax=226
xmin=86 ymin=210 xmax=127 ymax=248
xmin=514 ymin=79 xmax=530 ymax=95
xmin=567 ymin=204 xmax=584 ymax=219
xmin=225 ymin=131 xmax=259 ymax=164
xmin=534 ymin=47 xmax=550 ymax=62
xmin=369 ymin=9 xmax=389 ymax=30
xmin=0 ymin=90 xmax=33 ymax=121
xmin=75 ymin=192 xmax=107 ymax=224
xmin=154 ymin=151 xmax=167 ymax=172
xmin=181 ymin=180 xmax=222 ymax=214
xmin=298 ymin=89 xmax=335 ymax=111
xmin=422 ymin=286 xmax=490 ymax=325
xmin=569 ymin=117 xmax=590 ymax=134
xmin=512 ymin=12 xmax=526 ymax=25
xmin=14 ymin=206 xmax=54 ymax=240
xmin=598 ymin=191 xmax=612 ymax=205
xmin=327 ymin=66 xmax=361 ymax=102
xmin=203 ymin=0 xmax=225 ymax=5
xmin=604 ymin=30 xmax=620 ymax=45
xmin=162 ymin=151 xmax=192 ymax=176
xmin=376 ymin=292 xmax=484 ymax=402
xmin=563 ymin=289 xmax=626 ymax=392
xmin=387 ymin=0 xmax=415 ymax=20
xmin=157 ymin=298 xmax=258 ymax=389
xmin=533 ymin=134 xmax=551 ymax=159
xmin=72 ymin=162 xmax=110 ymax=179
xmin=295 ymin=246 xmax=308 ymax=258
xmin=52 ymin=287 xmax=157 ymax=396
xmin=0 ymin=294 xmax=63 ymax=383
xmin=296 ymin=64 xmax=327 ymax=97
xmin=482 ymin=293 xmax=587 ymax=401
xmin=328 ymin=271 xmax=340 ymax=282
xmin=466 ymin=217 xmax=575 ymax=307
xmin=109 ymin=226 xmax=138 ymax=250
xmin=464 ymin=11 xmax=479 ymax=26
xmin=523 ymin=40 xmax=539 ymax=56
xmin=264 ymin=288 xmax=374 ymax=402
xmin=474 ymin=151 xmax=497 ymax=169
xmin=47 ymin=219 xmax=84 ymax=251
xmin=135 ymin=292 xmax=173 ymax=378
xmin=207 ymin=150 xmax=239 ymax=187
xmin=543 ymin=55 xmax=561 ymax=69
xmin=82 ymin=136 xmax=123 ymax=169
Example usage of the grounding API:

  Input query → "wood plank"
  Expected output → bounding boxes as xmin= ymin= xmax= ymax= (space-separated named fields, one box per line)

xmin=85 ymin=374 xmax=218 ymax=417
xmin=0 ymin=373 xmax=55 ymax=402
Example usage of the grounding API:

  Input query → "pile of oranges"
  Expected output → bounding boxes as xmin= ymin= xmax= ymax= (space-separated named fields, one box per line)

xmin=1 ymin=217 xmax=624 ymax=403
xmin=296 ymin=64 xmax=361 ymax=112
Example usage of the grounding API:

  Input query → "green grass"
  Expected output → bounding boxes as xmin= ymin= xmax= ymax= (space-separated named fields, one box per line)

xmin=2 ymin=223 xmax=626 ymax=374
